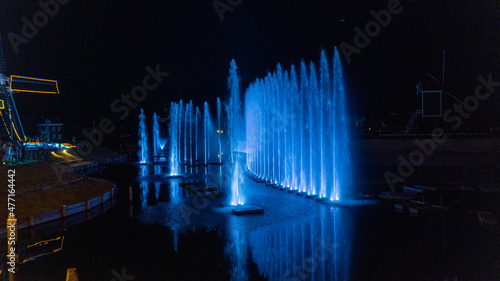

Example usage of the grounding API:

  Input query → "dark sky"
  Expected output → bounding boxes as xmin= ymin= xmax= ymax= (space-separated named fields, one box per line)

xmin=1 ymin=0 xmax=499 ymax=137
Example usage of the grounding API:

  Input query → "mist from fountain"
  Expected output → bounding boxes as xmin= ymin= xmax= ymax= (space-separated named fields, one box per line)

xmin=217 ymin=97 xmax=222 ymax=163
xmin=195 ymin=106 xmax=199 ymax=162
xmin=227 ymin=59 xmax=246 ymax=206
xmin=138 ymin=108 xmax=149 ymax=164
xmin=169 ymin=102 xmax=180 ymax=175
xmin=184 ymin=103 xmax=188 ymax=162
xmin=204 ymin=102 xmax=209 ymax=165
xmin=189 ymin=101 xmax=193 ymax=165
xmin=178 ymin=100 xmax=183 ymax=165
xmin=153 ymin=112 xmax=161 ymax=155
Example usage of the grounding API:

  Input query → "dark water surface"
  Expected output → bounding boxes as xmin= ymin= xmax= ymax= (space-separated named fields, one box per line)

xmin=8 ymin=163 xmax=500 ymax=281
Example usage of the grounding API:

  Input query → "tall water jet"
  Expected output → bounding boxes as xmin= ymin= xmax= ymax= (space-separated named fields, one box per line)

xmin=195 ymin=106 xmax=199 ymax=162
xmin=204 ymin=102 xmax=209 ymax=165
xmin=184 ymin=102 xmax=188 ymax=162
xmin=178 ymin=100 xmax=183 ymax=165
xmin=227 ymin=59 xmax=245 ymax=206
xmin=290 ymin=65 xmax=299 ymax=190
xmin=331 ymin=47 xmax=352 ymax=201
xmin=319 ymin=50 xmax=330 ymax=199
xmin=138 ymin=108 xmax=149 ymax=164
xmin=228 ymin=59 xmax=244 ymax=163
xmin=283 ymin=69 xmax=290 ymax=188
xmin=308 ymin=61 xmax=318 ymax=196
xmin=153 ymin=112 xmax=161 ymax=155
xmin=299 ymin=61 xmax=308 ymax=193
xmin=217 ymin=97 xmax=222 ymax=163
xmin=189 ymin=101 xmax=193 ymax=165
xmin=169 ymin=102 xmax=180 ymax=175
xmin=244 ymin=48 xmax=353 ymax=201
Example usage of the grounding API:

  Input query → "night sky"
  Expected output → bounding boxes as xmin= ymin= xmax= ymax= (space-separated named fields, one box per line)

xmin=1 ymin=0 xmax=499 ymax=139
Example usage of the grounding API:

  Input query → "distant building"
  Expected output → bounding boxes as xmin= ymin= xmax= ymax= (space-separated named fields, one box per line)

xmin=37 ymin=119 xmax=63 ymax=142
xmin=353 ymin=115 xmax=365 ymax=135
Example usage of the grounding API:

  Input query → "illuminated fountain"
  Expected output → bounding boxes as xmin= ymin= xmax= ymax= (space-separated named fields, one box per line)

xmin=167 ymin=99 xmax=219 ymax=175
xmin=217 ymin=97 xmax=222 ymax=163
xmin=184 ymin=103 xmax=188 ymax=163
xmin=168 ymin=102 xmax=180 ymax=176
xmin=153 ymin=113 xmax=167 ymax=157
xmin=138 ymin=108 xmax=149 ymax=164
xmin=195 ymin=106 xmax=200 ymax=163
xmin=178 ymin=100 xmax=183 ymax=166
xmin=245 ymin=47 xmax=352 ymax=202
xmin=204 ymin=101 xmax=209 ymax=165
xmin=227 ymin=59 xmax=249 ymax=209
xmin=189 ymin=101 xmax=193 ymax=166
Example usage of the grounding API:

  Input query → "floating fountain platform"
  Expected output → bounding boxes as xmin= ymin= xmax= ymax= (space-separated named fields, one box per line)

xmin=265 ymin=182 xmax=274 ymax=187
xmin=287 ymin=189 xmax=296 ymax=193
xmin=296 ymin=192 xmax=308 ymax=196
xmin=305 ymin=194 xmax=318 ymax=199
xmin=231 ymin=205 xmax=264 ymax=215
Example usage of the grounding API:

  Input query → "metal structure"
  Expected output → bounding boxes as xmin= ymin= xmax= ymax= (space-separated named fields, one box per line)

xmin=0 ymin=34 xmax=59 ymax=141
xmin=406 ymin=50 xmax=462 ymax=133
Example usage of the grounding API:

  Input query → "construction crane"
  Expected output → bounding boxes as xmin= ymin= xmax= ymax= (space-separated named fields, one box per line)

xmin=0 ymin=34 xmax=60 ymax=141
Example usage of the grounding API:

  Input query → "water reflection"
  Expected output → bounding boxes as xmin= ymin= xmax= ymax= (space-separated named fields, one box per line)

xmin=226 ymin=230 xmax=249 ymax=281
xmin=139 ymin=165 xmax=150 ymax=208
xmin=249 ymin=207 xmax=352 ymax=281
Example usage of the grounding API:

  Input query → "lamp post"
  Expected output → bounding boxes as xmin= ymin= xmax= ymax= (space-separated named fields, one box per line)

xmin=215 ymin=130 xmax=223 ymax=164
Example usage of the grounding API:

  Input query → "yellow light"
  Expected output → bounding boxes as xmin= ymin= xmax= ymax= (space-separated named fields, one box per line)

xmin=9 ymin=75 xmax=60 ymax=94
xmin=23 ymin=236 xmax=64 ymax=264
xmin=0 ymin=99 xmax=4 ymax=109
xmin=217 ymin=130 xmax=220 ymax=133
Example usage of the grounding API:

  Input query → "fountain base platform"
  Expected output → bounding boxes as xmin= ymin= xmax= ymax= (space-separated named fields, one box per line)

xmin=231 ymin=205 xmax=264 ymax=215
xmin=296 ymin=192 xmax=308 ymax=196
xmin=305 ymin=194 xmax=318 ymax=199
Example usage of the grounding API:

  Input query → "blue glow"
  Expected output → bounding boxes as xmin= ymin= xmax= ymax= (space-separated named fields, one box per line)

xmin=226 ymin=230 xmax=249 ymax=281
xmin=227 ymin=60 xmax=246 ymax=206
xmin=249 ymin=207 xmax=352 ymax=281
xmin=169 ymin=102 xmax=180 ymax=175
xmin=245 ymin=47 xmax=352 ymax=201
xmin=138 ymin=109 xmax=149 ymax=164
xmin=204 ymin=101 xmax=210 ymax=165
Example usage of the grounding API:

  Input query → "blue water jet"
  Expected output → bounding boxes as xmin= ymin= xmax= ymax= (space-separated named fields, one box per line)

xmin=138 ymin=108 xmax=149 ymax=164
xmin=169 ymin=102 xmax=180 ymax=175
xmin=227 ymin=59 xmax=246 ymax=206
xmin=245 ymin=47 xmax=352 ymax=201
